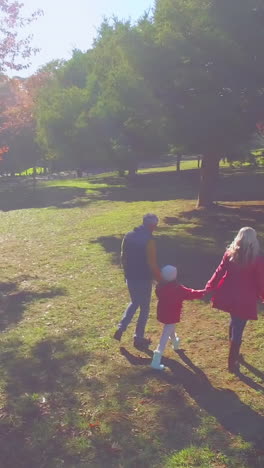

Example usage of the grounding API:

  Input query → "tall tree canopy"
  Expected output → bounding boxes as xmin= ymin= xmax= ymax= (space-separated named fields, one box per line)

xmin=36 ymin=24 xmax=165 ymax=175
xmin=151 ymin=0 xmax=264 ymax=205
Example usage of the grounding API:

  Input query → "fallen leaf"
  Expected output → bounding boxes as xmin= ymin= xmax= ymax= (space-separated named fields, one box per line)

xmin=89 ymin=422 xmax=100 ymax=430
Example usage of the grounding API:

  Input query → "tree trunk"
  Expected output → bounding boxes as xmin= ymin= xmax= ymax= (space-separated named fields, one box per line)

xmin=76 ymin=168 xmax=83 ymax=178
xmin=128 ymin=167 xmax=137 ymax=178
xmin=197 ymin=155 xmax=220 ymax=208
xmin=176 ymin=154 xmax=181 ymax=172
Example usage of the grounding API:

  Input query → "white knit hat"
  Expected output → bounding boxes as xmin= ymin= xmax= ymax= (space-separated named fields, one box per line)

xmin=161 ymin=265 xmax=177 ymax=282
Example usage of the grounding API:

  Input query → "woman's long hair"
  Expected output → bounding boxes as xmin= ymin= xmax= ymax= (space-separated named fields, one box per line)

xmin=227 ymin=227 xmax=259 ymax=264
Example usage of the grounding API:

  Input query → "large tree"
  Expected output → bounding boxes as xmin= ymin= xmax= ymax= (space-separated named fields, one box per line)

xmin=145 ymin=0 xmax=264 ymax=206
xmin=36 ymin=24 xmax=165 ymax=175
xmin=0 ymin=74 xmax=48 ymax=174
xmin=0 ymin=1 xmax=42 ymax=169
xmin=36 ymin=85 xmax=102 ymax=172
xmin=88 ymin=20 xmax=165 ymax=174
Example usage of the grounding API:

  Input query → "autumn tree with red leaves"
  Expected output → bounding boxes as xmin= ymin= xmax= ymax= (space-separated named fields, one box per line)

xmin=0 ymin=0 xmax=43 ymax=73
xmin=0 ymin=73 xmax=49 ymax=174
xmin=1 ymin=73 xmax=48 ymax=131
xmin=0 ymin=1 xmax=42 ymax=171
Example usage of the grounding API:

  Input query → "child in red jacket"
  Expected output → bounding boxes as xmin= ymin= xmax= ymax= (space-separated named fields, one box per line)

xmin=151 ymin=265 xmax=205 ymax=370
xmin=205 ymin=226 xmax=264 ymax=373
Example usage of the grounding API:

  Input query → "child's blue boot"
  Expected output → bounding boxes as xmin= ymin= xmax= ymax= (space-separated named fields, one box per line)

xmin=170 ymin=335 xmax=180 ymax=350
xmin=151 ymin=351 xmax=165 ymax=370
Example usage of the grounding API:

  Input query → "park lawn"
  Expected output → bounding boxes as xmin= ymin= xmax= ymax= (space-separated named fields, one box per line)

xmin=0 ymin=167 xmax=264 ymax=468
xmin=139 ymin=160 xmax=201 ymax=173
xmin=139 ymin=159 xmax=231 ymax=174
xmin=15 ymin=156 xmax=252 ymax=180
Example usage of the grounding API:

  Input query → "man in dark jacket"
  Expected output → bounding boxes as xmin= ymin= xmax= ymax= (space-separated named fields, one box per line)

xmin=114 ymin=213 xmax=161 ymax=349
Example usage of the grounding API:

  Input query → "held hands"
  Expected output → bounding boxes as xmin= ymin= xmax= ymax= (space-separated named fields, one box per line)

xmin=204 ymin=283 xmax=214 ymax=293
xmin=200 ymin=289 xmax=210 ymax=298
xmin=202 ymin=286 xmax=214 ymax=301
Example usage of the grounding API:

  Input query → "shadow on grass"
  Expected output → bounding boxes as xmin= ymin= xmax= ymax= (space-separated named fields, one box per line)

xmin=237 ymin=372 xmax=264 ymax=393
xmin=88 ymin=170 xmax=200 ymax=202
xmin=0 ymin=183 xmax=91 ymax=211
xmin=1 ymin=168 xmax=264 ymax=212
xmin=0 ymin=280 xmax=67 ymax=332
xmin=120 ymin=347 xmax=264 ymax=451
xmin=0 ymin=171 xmax=199 ymax=213
xmin=92 ymin=178 xmax=264 ymax=290
xmin=176 ymin=203 xmax=264 ymax=246
xmin=82 ymin=167 xmax=264 ymax=204
xmin=217 ymin=169 xmax=264 ymax=202
xmin=0 ymin=333 xmax=262 ymax=467
xmin=0 ymin=332 xmax=104 ymax=468
xmin=0 ymin=171 xmax=198 ymax=213
xmin=240 ymin=356 xmax=264 ymax=382
xmin=91 ymin=236 xmax=122 ymax=266
xmin=93 ymin=233 xmax=220 ymax=289
xmin=157 ymin=234 xmax=221 ymax=288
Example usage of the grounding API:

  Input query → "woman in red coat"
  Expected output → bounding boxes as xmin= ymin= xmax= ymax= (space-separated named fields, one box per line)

xmin=151 ymin=265 xmax=205 ymax=370
xmin=206 ymin=227 xmax=264 ymax=373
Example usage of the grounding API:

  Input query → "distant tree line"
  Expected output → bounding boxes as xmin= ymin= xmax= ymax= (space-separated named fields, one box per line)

xmin=1 ymin=0 xmax=264 ymax=206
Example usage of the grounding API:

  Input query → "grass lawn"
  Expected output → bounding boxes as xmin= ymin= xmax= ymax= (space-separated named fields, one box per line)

xmin=0 ymin=166 xmax=264 ymax=468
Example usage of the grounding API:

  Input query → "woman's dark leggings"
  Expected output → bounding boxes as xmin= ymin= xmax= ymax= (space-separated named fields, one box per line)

xmin=229 ymin=315 xmax=247 ymax=345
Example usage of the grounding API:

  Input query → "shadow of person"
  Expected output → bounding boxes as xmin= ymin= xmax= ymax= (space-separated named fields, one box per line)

xmin=120 ymin=347 xmax=264 ymax=448
xmin=120 ymin=347 xmax=151 ymax=366
xmin=240 ymin=356 xmax=264 ymax=382
xmin=177 ymin=349 xmax=264 ymax=393
xmin=237 ymin=372 xmax=264 ymax=392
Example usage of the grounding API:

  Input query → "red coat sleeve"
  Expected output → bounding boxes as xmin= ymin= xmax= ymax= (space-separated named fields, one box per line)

xmin=206 ymin=253 xmax=229 ymax=291
xmin=180 ymin=286 xmax=205 ymax=300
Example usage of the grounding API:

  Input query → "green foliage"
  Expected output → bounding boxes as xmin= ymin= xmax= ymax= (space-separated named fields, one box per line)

xmin=1 ymin=127 xmax=41 ymax=175
xmin=152 ymin=0 xmax=264 ymax=155
xmin=35 ymin=19 xmax=166 ymax=173
xmin=58 ymin=49 xmax=91 ymax=89
xmin=37 ymin=86 xmax=92 ymax=168
xmin=164 ymin=446 xmax=228 ymax=468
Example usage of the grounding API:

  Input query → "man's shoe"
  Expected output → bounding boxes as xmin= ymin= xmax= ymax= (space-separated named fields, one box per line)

xmin=134 ymin=337 xmax=152 ymax=349
xmin=114 ymin=329 xmax=123 ymax=341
